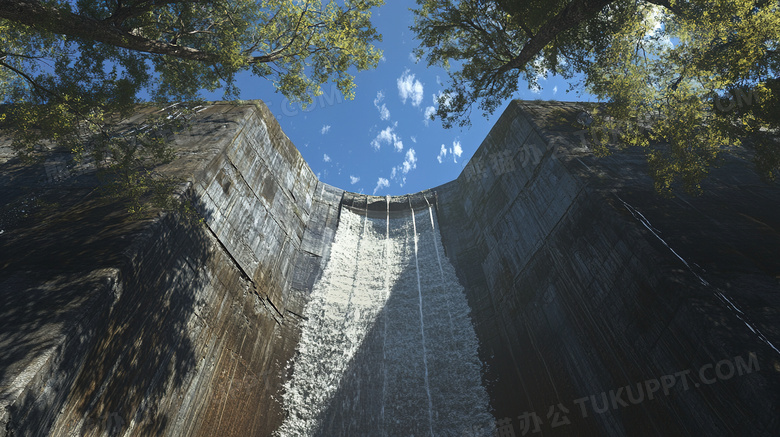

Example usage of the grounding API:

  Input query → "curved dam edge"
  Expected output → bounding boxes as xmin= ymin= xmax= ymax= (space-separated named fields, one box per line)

xmin=1 ymin=101 xmax=345 ymax=436
xmin=433 ymin=100 xmax=780 ymax=435
xmin=1 ymin=99 xmax=778 ymax=436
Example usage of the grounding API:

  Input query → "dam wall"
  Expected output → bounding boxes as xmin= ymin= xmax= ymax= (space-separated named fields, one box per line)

xmin=2 ymin=100 xmax=779 ymax=436
xmin=434 ymin=101 xmax=780 ymax=435
xmin=1 ymin=102 xmax=343 ymax=436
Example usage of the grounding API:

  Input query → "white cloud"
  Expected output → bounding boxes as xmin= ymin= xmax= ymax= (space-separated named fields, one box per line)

xmin=350 ymin=175 xmax=360 ymax=185
xmin=373 ymin=177 xmax=390 ymax=194
xmin=397 ymin=70 xmax=424 ymax=107
xmin=423 ymin=106 xmax=436 ymax=126
xmin=410 ymin=136 xmax=417 ymax=143
xmin=378 ymin=105 xmax=390 ymax=120
xmin=401 ymin=148 xmax=417 ymax=174
xmin=321 ymin=124 xmax=331 ymax=134
xmin=390 ymin=148 xmax=418 ymax=186
xmin=432 ymin=91 xmax=453 ymax=111
xmin=371 ymin=124 xmax=403 ymax=152
xmin=408 ymin=52 xmax=419 ymax=63
xmin=437 ymin=140 xmax=463 ymax=163
xmin=323 ymin=153 xmax=331 ymax=162
xmin=373 ymin=91 xmax=391 ymax=120
xmin=437 ymin=144 xmax=447 ymax=163
xmin=424 ymin=92 xmax=451 ymax=127
xmin=452 ymin=140 xmax=463 ymax=160
xmin=553 ymin=86 xmax=558 ymax=95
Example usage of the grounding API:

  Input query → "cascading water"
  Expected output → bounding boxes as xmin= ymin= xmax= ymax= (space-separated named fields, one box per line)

xmin=277 ymin=200 xmax=494 ymax=436
xmin=426 ymin=197 xmax=456 ymax=342
xmin=410 ymin=202 xmax=435 ymax=437
xmin=381 ymin=196 xmax=390 ymax=433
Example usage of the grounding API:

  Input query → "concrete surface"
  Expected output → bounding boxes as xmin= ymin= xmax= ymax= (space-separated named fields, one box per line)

xmin=435 ymin=101 xmax=780 ymax=436
xmin=1 ymin=102 xmax=341 ymax=436
xmin=1 ymin=99 xmax=778 ymax=436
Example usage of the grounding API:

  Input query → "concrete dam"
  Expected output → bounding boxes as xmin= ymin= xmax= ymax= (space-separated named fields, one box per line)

xmin=1 ymin=100 xmax=778 ymax=436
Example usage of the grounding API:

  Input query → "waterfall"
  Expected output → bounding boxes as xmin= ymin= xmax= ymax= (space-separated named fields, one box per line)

xmin=277 ymin=201 xmax=494 ymax=436
xmin=381 ymin=195 xmax=390 ymax=433
xmin=410 ymin=203 xmax=435 ymax=436
xmin=426 ymin=197 xmax=456 ymax=342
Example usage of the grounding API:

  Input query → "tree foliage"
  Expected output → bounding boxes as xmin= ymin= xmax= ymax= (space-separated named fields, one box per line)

xmin=412 ymin=0 xmax=780 ymax=194
xmin=0 ymin=0 xmax=383 ymax=208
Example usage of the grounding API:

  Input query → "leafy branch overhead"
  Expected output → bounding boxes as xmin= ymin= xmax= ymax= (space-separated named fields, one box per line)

xmin=1 ymin=0 xmax=383 ymax=103
xmin=0 ymin=0 xmax=383 ymax=209
xmin=412 ymin=0 xmax=780 ymax=193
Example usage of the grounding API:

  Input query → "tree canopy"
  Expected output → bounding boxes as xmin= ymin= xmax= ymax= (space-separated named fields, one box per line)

xmin=412 ymin=0 xmax=780 ymax=193
xmin=0 ymin=0 xmax=383 ymax=209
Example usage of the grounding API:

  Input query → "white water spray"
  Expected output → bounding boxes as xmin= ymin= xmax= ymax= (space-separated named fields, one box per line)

xmin=277 ymin=201 xmax=494 ymax=436
xmin=410 ymin=203 xmax=435 ymax=437
xmin=381 ymin=195 xmax=390 ymax=433
xmin=425 ymin=197 xmax=456 ymax=341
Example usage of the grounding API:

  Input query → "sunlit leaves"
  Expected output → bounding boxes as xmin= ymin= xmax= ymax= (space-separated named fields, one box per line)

xmin=412 ymin=0 xmax=780 ymax=194
xmin=1 ymin=0 xmax=383 ymax=210
xmin=411 ymin=0 xmax=555 ymax=127
xmin=585 ymin=0 xmax=780 ymax=193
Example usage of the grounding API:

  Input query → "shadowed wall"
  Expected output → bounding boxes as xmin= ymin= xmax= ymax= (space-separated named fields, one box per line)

xmin=435 ymin=101 xmax=780 ymax=436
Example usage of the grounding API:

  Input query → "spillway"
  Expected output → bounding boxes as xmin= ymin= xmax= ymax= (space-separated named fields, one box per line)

xmin=277 ymin=200 xmax=493 ymax=436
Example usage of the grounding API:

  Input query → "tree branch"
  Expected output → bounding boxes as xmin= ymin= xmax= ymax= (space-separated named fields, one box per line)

xmin=0 ymin=57 xmax=110 ymax=137
xmin=107 ymin=0 xmax=188 ymax=26
xmin=496 ymin=0 xmax=614 ymax=76
xmin=1 ymin=0 xmax=311 ymax=68
xmin=256 ymin=2 xmax=311 ymax=64
xmin=0 ymin=1 xmax=228 ymax=63
xmin=644 ymin=0 xmax=684 ymax=15
xmin=0 ymin=57 xmax=59 ymax=99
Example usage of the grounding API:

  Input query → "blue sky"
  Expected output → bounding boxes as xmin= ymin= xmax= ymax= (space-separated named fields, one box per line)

xmin=205 ymin=1 xmax=593 ymax=196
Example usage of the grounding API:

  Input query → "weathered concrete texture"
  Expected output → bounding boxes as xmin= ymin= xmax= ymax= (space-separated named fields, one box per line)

xmin=435 ymin=100 xmax=780 ymax=436
xmin=2 ymin=98 xmax=779 ymax=436
xmin=1 ymin=101 xmax=342 ymax=436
